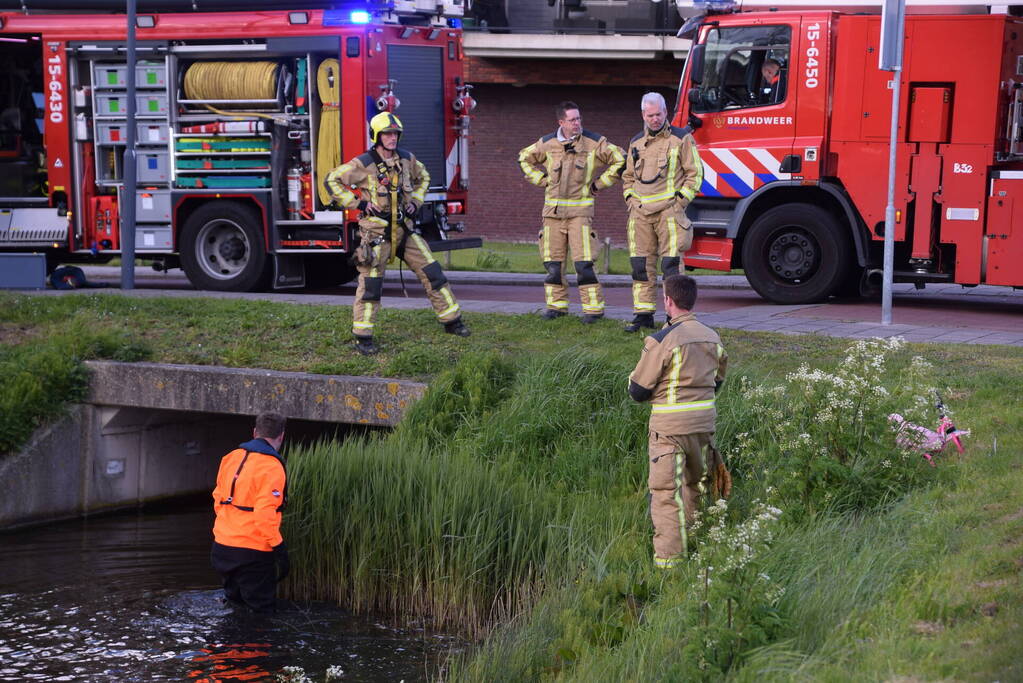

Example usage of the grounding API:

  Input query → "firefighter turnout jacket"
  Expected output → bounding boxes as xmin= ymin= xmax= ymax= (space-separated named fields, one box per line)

xmin=324 ymin=147 xmax=429 ymax=233
xmin=324 ymin=145 xmax=463 ymax=338
xmin=621 ymin=124 xmax=703 ymax=217
xmin=212 ymin=437 xmax=287 ymax=553
xmin=518 ymin=129 xmax=625 ymax=218
xmin=628 ymin=312 xmax=728 ymax=434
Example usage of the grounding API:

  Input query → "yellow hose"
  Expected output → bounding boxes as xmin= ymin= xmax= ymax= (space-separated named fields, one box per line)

xmin=316 ymin=58 xmax=341 ymax=206
xmin=183 ymin=61 xmax=283 ymax=121
xmin=183 ymin=61 xmax=278 ymax=102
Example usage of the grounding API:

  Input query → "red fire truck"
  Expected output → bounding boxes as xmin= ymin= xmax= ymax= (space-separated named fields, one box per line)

xmin=675 ymin=0 xmax=1023 ymax=303
xmin=0 ymin=1 xmax=478 ymax=291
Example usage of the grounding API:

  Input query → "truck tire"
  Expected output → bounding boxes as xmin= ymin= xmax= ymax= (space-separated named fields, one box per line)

xmin=179 ymin=201 xmax=271 ymax=292
xmin=741 ymin=203 xmax=852 ymax=304
xmin=304 ymin=254 xmax=358 ymax=288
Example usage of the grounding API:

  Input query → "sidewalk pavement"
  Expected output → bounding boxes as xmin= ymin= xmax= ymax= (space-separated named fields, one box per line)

xmin=45 ymin=266 xmax=1023 ymax=348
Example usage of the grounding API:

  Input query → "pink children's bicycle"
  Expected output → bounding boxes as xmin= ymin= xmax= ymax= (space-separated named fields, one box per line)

xmin=889 ymin=391 xmax=970 ymax=466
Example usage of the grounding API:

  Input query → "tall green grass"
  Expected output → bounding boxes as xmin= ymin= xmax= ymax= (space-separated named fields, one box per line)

xmin=282 ymin=349 xmax=650 ymax=636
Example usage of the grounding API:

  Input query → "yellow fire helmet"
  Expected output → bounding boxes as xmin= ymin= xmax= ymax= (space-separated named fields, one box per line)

xmin=370 ymin=112 xmax=403 ymax=145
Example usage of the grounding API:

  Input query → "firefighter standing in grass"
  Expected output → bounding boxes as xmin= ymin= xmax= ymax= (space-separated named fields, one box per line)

xmin=211 ymin=412 xmax=289 ymax=613
xmin=325 ymin=112 xmax=469 ymax=355
xmin=518 ymin=101 xmax=625 ymax=322
xmin=628 ymin=275 xmax=729 ymax=568
xmin=621 ymin=92 xmax=703 ymax=333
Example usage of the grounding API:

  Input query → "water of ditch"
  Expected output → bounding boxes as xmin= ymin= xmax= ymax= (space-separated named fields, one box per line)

xmin=0 ymin=497 xmax=463 ymax=682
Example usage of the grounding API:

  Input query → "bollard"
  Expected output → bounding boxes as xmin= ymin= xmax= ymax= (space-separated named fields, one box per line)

xmin=603 ymin=237 xmax=612 ymax=274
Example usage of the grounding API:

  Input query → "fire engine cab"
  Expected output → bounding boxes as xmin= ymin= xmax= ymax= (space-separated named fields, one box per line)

xmin=0 ymin=0 xmax=478 ymax=291
xmin=675 ymin=0 xmax=1023 ymax=303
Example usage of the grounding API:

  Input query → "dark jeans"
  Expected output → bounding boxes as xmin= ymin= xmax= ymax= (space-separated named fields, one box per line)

xmin=210 ymin=542 xmax=278 ymax=614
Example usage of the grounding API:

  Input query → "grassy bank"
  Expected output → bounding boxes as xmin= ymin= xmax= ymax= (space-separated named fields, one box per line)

xmin=1 ymin=292 xmax=1019 ymax=681
xmin=0 ymin=292 xmax=780 ymax=455
xmin=442 ymin=240 xmax=740 ymax=276
xmin=279 ymin=336 xmax=1021 ymax=681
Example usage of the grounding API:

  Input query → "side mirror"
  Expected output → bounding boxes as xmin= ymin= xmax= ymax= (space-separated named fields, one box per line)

xmin=688 ymin=88 xmax=701 ymax=105
xmin=689 ymin=44 xmax=705 ymax=86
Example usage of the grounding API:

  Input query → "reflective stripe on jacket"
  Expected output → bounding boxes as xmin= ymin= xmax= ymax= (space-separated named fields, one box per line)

xmin=518 ymin=129 xmax=625 ymax=218
xmin=324 ymin=147 xmax=430 ymax=215
xmin=628 ymin=312 xmax=727 ymax=434
xmin=212 ymin=437 xmax=286 ymax=552
xmin=621 ymin=125 xmax=702 ymax=216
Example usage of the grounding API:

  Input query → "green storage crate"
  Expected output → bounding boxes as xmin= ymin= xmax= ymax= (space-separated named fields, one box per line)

xmin=177 ymin=176 xmax=270 ymax=188
xmin=175 ymin=137 xmax=272 ymax=153
xmin=177 ymin=158 xmax=268 ymax=170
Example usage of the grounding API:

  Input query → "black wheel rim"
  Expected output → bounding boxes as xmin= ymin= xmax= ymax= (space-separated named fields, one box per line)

xmin=765 ymin=226 xmax=820 ymax=283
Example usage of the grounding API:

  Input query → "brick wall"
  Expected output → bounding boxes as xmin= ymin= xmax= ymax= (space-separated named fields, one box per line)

xmin=466 ymin=55 xmax=683 ymax=88
xmin=463 ymin=81 xmax=678 ymax=247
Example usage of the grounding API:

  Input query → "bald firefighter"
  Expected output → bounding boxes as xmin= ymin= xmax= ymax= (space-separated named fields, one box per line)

xmin=628 ymin=275 xmax=728 ymax=568
xmin=211 ymin=411 xmax=289 ymax=613
xmin=325 ymin=112 xmax=469 ymax=355
xmin=518 ymin=101 xmax=625 ymax=322
xmin=621 ymin=92 xmax=703 ymax=332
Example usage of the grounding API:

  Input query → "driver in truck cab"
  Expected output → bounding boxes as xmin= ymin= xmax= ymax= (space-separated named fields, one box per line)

xmin=757 ymin=58 xmax=784 ymax=105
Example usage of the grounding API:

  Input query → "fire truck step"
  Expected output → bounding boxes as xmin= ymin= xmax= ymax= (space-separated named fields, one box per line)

xmin=426 ymin=237 xmax=483 ymax=253
xmin=891 ymin=270 xmax=954 ymax=283
xmin=0 ymin=197 xmax=51 ymax=207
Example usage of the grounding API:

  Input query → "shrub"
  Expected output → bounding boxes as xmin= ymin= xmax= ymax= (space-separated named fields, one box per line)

xmin=723 ymin=338 xmax=939 ymax=519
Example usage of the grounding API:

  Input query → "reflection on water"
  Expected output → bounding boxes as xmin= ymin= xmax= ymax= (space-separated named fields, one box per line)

xmin=0 ymin=499 xmax=461 ymax=681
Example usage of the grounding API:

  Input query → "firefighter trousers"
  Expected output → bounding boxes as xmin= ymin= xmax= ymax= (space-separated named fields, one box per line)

xmin=647 ymin=430 xmax=721 ymax=568
xmin=352 ymin=221 xmax=462 ymax=337
xmin=538 ymin=216 xmax=605 ymax=315
xmin=627 ymin=204 xmax=693 ymax=315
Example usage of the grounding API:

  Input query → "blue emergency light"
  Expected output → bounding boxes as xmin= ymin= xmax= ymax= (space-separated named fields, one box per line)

xmin=323 ymin=9 xmax=373 ymax=26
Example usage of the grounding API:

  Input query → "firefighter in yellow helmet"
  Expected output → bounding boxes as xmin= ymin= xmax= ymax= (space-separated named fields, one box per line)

xmin=325 ymin=112 xmax=469 ymax=355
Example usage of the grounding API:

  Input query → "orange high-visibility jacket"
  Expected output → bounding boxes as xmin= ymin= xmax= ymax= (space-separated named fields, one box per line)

xmin=212 ymin=438 xmax=286 ymax=552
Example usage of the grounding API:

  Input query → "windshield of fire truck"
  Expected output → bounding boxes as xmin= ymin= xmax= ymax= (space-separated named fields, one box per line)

xmin=691 ymin=25 xmax=791 ymax=113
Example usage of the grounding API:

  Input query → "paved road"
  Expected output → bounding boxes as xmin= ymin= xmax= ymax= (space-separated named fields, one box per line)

xmin=40 ymin=266 xmax=1023 ymax=347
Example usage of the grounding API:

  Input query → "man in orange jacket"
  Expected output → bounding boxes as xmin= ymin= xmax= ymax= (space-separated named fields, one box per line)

xmin=210 ymin=412 xmax=288 ymax=613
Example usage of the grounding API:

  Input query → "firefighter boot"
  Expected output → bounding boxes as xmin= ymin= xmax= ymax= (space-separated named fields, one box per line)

xmin=541 ymin=309 xmax=567 ymax=320
xmin=581 ymin=313 xmax=604 ymax=324
xmin=444 ymin=318 xmax=471 ymax=337
xmin=625 ymin=313 xmax=656 ymax=333
xmin=354 ymin=335 xmax=379 ymax=355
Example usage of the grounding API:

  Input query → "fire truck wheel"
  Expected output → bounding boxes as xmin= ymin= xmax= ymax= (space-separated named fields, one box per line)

xmin=741 ymin=203 xmax=852 ymax=305
xmin=180 ymin=202 xmax=271 ymax=292
xmin=304 ymin=255 xmax=358 ymax=288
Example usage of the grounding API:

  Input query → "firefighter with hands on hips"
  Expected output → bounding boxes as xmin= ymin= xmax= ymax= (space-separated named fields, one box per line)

xmin=628 ymin=275 xmax=729 ymax=568
xmin=621 ymin=92 xmax=703 ymax=332
xmin=210 ymin=411 xmax=289 ymax=613
xmin=518 ymin=101 xmax=625 ymax=322
xmin=325 ymin=112 xmax=469 ymax=355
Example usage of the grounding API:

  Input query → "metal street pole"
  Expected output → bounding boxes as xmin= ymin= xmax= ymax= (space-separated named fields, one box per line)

xmin=120 ymin=0 xmax=137 ymax=289
xmin=881 ymin=70 xmax=901 ymax=325
xmin=879 ymin=0 xmax=905 ymax=325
